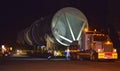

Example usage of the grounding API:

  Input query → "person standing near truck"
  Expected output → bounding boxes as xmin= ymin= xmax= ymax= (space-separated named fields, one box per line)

xmin=65 ymin=47 xmax=70 ymax=60
xmin=47 ymin=48 xmax=52 ymax=60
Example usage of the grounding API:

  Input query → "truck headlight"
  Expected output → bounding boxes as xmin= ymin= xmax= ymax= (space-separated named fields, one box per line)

xmin=113 ymin=49 xmax=117 ymax=53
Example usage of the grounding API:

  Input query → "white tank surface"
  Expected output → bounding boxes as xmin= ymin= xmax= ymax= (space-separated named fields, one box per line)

xmin=51 ymin=7 xmax=88 ymax=46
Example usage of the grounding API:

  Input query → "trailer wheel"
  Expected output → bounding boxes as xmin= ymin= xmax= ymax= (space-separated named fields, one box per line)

xmin=70 ymin=53 xmax=76 ymax=60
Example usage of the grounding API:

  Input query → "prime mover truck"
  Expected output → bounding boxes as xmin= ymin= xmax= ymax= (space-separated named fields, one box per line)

xmin=70 ymin=30 xmax=118 ymax=61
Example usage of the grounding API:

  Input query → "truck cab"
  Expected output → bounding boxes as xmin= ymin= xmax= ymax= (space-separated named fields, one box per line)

xmin=70 ymin=31 xmax=118 ymax=61
xmin=84 ymin=32 xmax=118 ymax=61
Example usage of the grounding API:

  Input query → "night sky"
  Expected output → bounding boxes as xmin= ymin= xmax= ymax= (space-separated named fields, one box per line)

xmin=0 ymin=0 xmax=120 ymax=47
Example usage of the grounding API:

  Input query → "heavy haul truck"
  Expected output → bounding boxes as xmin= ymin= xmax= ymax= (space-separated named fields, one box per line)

xmin=70 ymin=30 xmax=118 ymax=61
xmin=18 ymin=7 xmax=118 ymax=60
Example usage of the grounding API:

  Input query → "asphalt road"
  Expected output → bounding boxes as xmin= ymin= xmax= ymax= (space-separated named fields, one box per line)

xmin=0 ymin=59 xmax=120 ymax=71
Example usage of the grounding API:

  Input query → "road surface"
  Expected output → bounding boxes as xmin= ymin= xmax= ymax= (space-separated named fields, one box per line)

xmin=0 ymin=58 xmax=120 ymax=71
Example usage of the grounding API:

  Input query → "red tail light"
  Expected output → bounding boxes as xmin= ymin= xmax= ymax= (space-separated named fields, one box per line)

xmin=2 ymin=52 xmax=4 ymax=54
xmin=9 ymin=52 xmax=11 ymax=54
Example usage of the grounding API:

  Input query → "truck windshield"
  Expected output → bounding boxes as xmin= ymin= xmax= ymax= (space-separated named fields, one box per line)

xmin=93 ymin=35 xmax=107 ymax=41
xmin=103 ymin=44 xmax=113 ymax=52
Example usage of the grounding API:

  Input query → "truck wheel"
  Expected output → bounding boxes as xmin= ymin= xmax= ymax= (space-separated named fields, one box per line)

xmin=90 ymin=54 xmax=98 ymax=61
